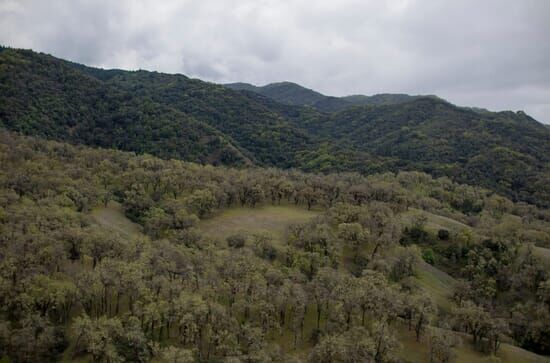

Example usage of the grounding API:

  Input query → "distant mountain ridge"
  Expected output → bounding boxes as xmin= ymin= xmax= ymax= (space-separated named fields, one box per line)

xmin=1 ymin=46 xmax=549 ymax=207
xmin=224 ymin=81 xmax=434 ymax=112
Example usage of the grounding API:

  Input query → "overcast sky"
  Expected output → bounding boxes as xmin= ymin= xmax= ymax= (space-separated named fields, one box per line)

xmin=1 ymin=0 xmax=549 ymax=123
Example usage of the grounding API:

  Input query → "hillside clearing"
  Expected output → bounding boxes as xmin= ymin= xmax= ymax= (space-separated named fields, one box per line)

xmin=397 ymin=324 xmax=549 ymax=363
xmin=401 ymin=208 xmax=471 ymax=233
xmin=91 ymin=201 xmax=142 ymax=238
xmin=198 ymin=205 xmax=320 ymax=242
xmin=415 ymin=260 xmax=457 ymax=311
xmin=534 ymin=246 xmax=550 ymax=266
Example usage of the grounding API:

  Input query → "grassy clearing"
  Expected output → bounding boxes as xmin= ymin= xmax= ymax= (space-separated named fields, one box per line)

xmin=60 ymin=337 xmax=92 ymax=363
xmin=198 ymin=205 xmax=320 ymax=243
xmin=534 ymin=246 xmax=550 ymax=267
xmin=91 ymin=201 xmax=142 ymax=237
xmin=401 ymin=208 xmax=471 ymax=233
xmin=517 ymin=245 xmax=550 ymax=269
xmin=399 ymin=208 xmax=465 ymax=311
xmin=415 ymin=260 xmax=457 ymax=312
xmin=383 ymin=243 xmax=457 ymax=313
xmin=396 ymin=323 xmax=549 ymax=363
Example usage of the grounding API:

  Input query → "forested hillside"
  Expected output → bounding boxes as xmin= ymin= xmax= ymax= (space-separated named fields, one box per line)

xmin=291 ymin=98 xmax=550 ymax=206
xmin=224 ymin=82 xmax=425 ymax=112
xmin=1 ymin=46 xmax=549 ymax=208
xmin=0 ymin=47 xmax=310 ymax=167
xmin=1 ymin=131 xmax=549 ymax=362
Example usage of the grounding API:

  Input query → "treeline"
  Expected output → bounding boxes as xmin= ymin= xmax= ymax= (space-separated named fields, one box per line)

xmin=0 ymin=131 xmax=549 ymax=362
xmin=225 ymin=81 xmax=424 ymax=112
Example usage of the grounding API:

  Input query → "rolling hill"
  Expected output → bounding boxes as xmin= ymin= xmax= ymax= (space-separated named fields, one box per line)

xmin=0 ymin=47 xmax=311 ymax=167
xmin=1 ymin=46 xmax=550 ymax=207
xmin=224 ymin=81 xmax=428 ymax=112
xmin=2 ymin=131 xmax=549 ymax=362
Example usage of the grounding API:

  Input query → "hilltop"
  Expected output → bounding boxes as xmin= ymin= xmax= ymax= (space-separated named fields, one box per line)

xmin=224 ymin=81 xmax=428 ymax=112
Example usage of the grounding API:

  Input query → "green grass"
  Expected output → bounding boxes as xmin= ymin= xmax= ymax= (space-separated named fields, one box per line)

xmin=415 ymin=260 xmax=457 ymax=312
xmin=397 ymin=210 xmax=549 ymax=362
xmin=534 ymin=246 xmax=550 ymax=267
xmin=398 ymin=208 xmax=464 ymax=310
xmin=91 ymin=201 xmax=143 ymax=237
xmin=199 ymin=205 xmax=321 ymax=357
xmin=198 ymin=205 xmax=320 ymax=243
xmin=397 ymin=323 xmax=549 ymax=363
xmin=401 ymin=208 xmax=471 ymax=233
xmin=60 ymin=333 xmax=92 ymax=363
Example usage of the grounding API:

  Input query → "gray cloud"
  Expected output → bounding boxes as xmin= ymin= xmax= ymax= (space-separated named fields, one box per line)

xmin=1 ymin=0 xmax=549 ymax=123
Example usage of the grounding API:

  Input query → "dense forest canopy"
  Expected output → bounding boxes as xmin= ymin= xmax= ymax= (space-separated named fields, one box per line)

xmin=0 ymin=131 xmax=549 ymax=362
xmin=1 ymin=47 xmax=549 ymax=208
xmin=224 ymin=81 xmax=429 ymax=112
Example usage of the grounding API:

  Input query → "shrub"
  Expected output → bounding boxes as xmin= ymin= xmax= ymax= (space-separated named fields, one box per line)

xmin=422 ymin=248 xmax=435 ymax=265
xmin=438 ymin=229 xmax=450 ymax=240
xmin=227 ymin=233 xmax=247 ymax=248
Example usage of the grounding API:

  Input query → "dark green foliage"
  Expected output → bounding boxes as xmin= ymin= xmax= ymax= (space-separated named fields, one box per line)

xmin=2 ymin=47 xmax=550 ymax=208
xmin=342 ymin=93 xmax=429 ymax=106
xmin=400 ymin=226 xmax=433 ymax=246
xmin=422 ymin=248 xmax=436 ymax=265
xmin=104 ymin=73 xmax=313 ymax=168
xmin=0 ymin=48 xmax=309 ymax=168
xmin=0 ymin=49 xmax=250 ymax=165
xmin=438 ymin=229 xmax=450 ymax=240
xmin=225 ymin=82 xmax=427 ymax=112
xmin=226 ymin=81 xmax=327 ymax=107
xmin=227 ymin=233 xmax=247 ymax=248
xmin=290 ymin=98 xmax=550 ymax=207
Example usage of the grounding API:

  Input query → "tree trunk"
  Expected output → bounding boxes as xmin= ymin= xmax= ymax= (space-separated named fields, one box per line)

xmin=316 ymin=304 xmax=322 ymax=329
xmin=371 ymin=242 xmax=381 ymax=259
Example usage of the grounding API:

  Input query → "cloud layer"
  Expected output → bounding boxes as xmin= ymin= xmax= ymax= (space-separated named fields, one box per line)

xmin=1 ymin=0 xmax=549 ymax=123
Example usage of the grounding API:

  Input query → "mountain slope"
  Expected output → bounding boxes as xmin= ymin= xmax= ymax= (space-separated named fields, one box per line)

xmin=342 ymin=93 xmax=429 ymax=106
xmin=0 ymin=48 xmax=249 ymax=165
xmin=296 ymin=97 xmax=550 ymax=205
xmin=226 ymin=81 xmax=327 ymax=106
xmin=225 ymin=81 xmax=428 ymax=112
xmin=0 ymin=48 xmax=312 ymax=167
xmin=1 ymin=47 xmax=550 ymax=207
